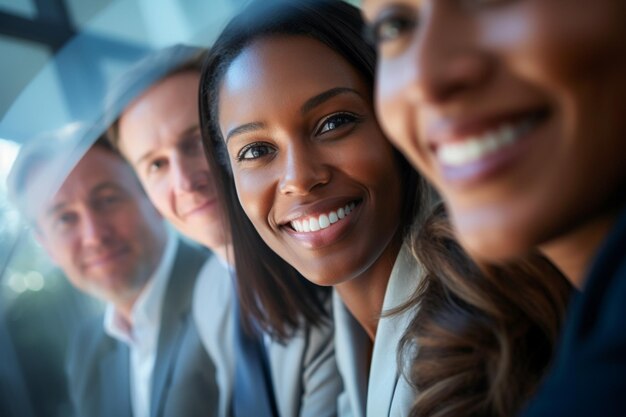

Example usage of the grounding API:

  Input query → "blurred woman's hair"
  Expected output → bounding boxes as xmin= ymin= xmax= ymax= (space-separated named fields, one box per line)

xmin=198 ymin=0 xmax=425 ymax=340
xmin=399 ymin=203 xmax=571 ymax=417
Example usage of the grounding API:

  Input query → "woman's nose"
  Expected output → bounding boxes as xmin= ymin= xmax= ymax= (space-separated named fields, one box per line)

xmin=402 ymin=4 xmax=493 ymax=105
xmin=278 ymin=141 xmax=331 ymax=196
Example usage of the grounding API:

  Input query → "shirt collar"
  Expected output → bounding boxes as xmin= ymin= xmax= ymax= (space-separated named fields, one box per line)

xmin=104 ymin=227 xmax=178 ymax=348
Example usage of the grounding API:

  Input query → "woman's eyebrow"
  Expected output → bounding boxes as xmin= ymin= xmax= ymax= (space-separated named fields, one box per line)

xmin=301 ymin=87 xmax=362 ymax=115
xmin=225 ymin=87 xmax=362 ymax=144
xmin=225 ymin=121 xmax=266 ymax=144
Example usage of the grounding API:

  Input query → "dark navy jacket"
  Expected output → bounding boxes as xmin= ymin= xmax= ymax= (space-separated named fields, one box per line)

xmin=521 ymin=208 xmax=626 ymax=416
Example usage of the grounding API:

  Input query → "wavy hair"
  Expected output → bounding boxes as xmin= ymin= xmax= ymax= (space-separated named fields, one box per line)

xmin=400 ymin=203 xmax=571 ymax=417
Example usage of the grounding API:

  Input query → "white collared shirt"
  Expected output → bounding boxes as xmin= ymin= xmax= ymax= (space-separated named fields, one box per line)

xmin=104 ymin=227 xmax=178 ymax=417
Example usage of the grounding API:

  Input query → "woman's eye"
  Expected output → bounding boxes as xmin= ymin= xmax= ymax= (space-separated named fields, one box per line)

xmin=316 ymin=113 xmax=360 ymax=135
xmin=367 ymin=9 xmax=417 ymax=45
xmin=237 ymin=142 xmax=276 ymax=161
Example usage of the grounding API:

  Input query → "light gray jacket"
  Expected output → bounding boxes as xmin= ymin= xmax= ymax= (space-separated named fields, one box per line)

xmin=193 ymin=255 xmax=342 ymax=417
xmin=335 ymin=244 xmax=421 ymax=417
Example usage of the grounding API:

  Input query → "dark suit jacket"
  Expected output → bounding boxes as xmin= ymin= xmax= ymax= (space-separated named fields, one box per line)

xmin=66 ymin=240 xmax=219 ymax=417
xmin=521 ymin=207 xmax=626 ymax=416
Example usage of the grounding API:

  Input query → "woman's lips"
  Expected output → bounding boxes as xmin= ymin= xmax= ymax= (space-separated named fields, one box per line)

xmin=289 ymin=201 xmax=357 ymax=232
xmin=428 ymin=108 xmax=549 ymax=185
xmin=282 ymin=200 xmax=362 ymax=249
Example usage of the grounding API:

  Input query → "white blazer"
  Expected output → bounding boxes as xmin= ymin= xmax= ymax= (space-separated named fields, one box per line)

xmin=193 ymin=255 xmax=342 ymax=417
xmin=334 ymin=244 xmax=421 ymax=417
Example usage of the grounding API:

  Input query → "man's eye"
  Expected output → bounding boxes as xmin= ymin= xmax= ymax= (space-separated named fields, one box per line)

xmin=102 ymin=195 xmax=122 ymax=205
xmin=94 ymin=194 xmax=124 ymax=212
xmin=316 ymin=113 xmax=360 ymax=135
xmin=237 ymin=143 xmax=276 ymax=161
xmin=182 ymin=136 xmax=203 ymax=155
xmin=55 ymin=212 xmax=77 ymax=229
xmin=149 ymin=159 xmax=167 ymax=173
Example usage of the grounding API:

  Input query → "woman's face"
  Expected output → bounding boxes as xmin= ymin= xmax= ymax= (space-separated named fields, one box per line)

xmin=217 ymin=36 xmax=404 ymax=286
xmin=363 ymin=0 xmax=626 ymax=260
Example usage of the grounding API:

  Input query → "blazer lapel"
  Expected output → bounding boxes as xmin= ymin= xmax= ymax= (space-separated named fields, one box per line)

xmin=150 ymin=313 xmax=187 ymax=417
xmin=267 ymin=329 xmax=305 ymax=417
xmin=150 ymin=240 xmax=208 ymax=417
xmin=333 ymin=291 xmax=369 ymax=417
xmin=367 ymin=245 xmax=420 ymax=417
xmin=100 ymin=341 xmax=132 ymax=417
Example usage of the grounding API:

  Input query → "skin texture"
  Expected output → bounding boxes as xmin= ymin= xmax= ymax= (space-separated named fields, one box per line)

xmin=118 ymin=71 xmax=229 ymax=259
xmin=362 ymin=0 xmax=626 ymax=285
xmin=218 ymin=36 xmax=404 ymax=337
xmin=36 ymin=146 xmax=167 ymax=320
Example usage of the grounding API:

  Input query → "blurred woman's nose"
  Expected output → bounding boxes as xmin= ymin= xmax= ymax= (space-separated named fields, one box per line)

xmin=401 ymin=4 xmax=493 ymax=105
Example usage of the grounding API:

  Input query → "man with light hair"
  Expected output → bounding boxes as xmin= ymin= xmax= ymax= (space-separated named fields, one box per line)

xmin=8 ymin=136 xmax=219 ymax=417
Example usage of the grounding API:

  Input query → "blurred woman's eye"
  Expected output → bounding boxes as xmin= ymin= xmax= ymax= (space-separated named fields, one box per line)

xmin=366 ymin=7 xmax=418 ymax=46
xmin=462 ymin=0 xmax=512 ymax=9
xmin=316 ymin=112 xmax=361 ymax=136
xmin=237 ymin=142 xmax=276 ymax=161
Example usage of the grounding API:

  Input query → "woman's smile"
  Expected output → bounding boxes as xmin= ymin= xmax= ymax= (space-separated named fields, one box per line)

xmin=426 ymin=107 xmax=551 ymax=186
xmin=278 ymin=198 xmax=362 ymax=249
xmin=218 ymin=35 xmax=404 ymax=286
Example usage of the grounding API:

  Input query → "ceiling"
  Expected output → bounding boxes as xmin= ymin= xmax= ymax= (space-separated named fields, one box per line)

xmin=0 ymin=0 xmax=244 ymax=145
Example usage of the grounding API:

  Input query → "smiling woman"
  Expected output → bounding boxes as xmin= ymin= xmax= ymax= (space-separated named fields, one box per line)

xmin=362 ymin=0 xmax=626 ymax=415
xmin=219 ymin=35 xmax=406 ymax=288
xmin=198 ymin=1 xmax=570 ymax=417
xmin=199 ymin=1 xmax=426 ymax=414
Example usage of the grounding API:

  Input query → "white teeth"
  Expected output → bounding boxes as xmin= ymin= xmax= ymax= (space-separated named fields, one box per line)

xmin=319 ymin=214 xmax=330 ymax=229
xmin=437 ymin=121 xmax=533 ymax=167
xmin=289 ymin=202 xmax=357 ymax=233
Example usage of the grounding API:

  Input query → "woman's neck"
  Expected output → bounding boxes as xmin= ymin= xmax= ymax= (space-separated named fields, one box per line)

xmin=335 ymin=237 xmax=402 ymax=341
xmin=540 ymin=209 xmax=619 ymax=289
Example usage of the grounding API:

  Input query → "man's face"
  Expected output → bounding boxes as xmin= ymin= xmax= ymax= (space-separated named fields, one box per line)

xmin=36 ymin=146 xmax=167 ymax=307
xmin=118 ymin=71 xmax=227 ymax=251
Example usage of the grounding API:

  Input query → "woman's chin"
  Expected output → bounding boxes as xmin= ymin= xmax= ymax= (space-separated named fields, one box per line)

xmin=455 ymin=220 xmax=535 ymax=264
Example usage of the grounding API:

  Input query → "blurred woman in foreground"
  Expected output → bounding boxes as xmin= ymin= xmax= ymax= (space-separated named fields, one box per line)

xmin=363 ymin=0 xmax=626 ymax=415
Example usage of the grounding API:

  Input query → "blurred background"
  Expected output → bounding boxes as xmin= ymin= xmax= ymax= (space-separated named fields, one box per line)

xmin=0 ymin=0 xmax=250 ymax=415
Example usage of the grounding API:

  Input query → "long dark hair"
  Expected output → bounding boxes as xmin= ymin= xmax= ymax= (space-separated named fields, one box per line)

xmin=199 ymin=2 xmax=571 ymax=415
xmin=198 ymin=0 xmax=424 ymax=340
xmin=400 ymin=203 xmax=571 ymax=417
